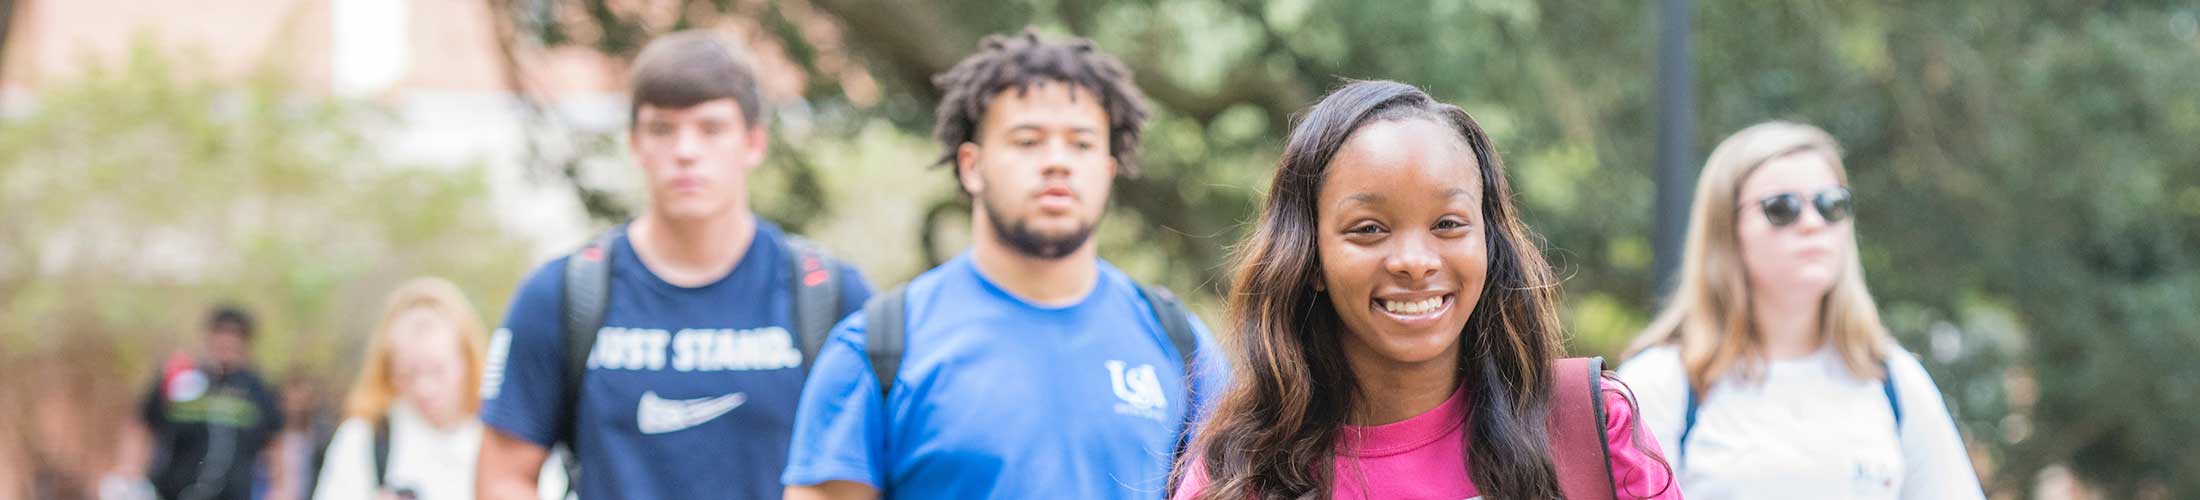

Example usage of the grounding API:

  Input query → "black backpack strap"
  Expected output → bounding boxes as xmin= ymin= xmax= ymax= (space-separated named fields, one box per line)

xmin=862 ymin=287 xmax=909 ymax=397
xmin=782 ymin=236 xmax=844 ymax=373
xmin=558 ymin=227 xmax=619 ymax=489
xmin=371 ymin=418 xmax=391 ymax=488
xmin=1135 ymin=285 xmax=1201 ymax=378
xmin=1134 ymin=284 xmax=1204 ymax=480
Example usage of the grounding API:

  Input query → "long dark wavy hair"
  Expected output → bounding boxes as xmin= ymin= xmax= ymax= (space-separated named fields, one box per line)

xmin=1187 ymin=80 xmax=1569 ymax=499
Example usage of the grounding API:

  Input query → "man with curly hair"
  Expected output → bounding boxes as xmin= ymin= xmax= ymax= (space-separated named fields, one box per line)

xmin=781 ymin=29 xmax=1228 ymax=500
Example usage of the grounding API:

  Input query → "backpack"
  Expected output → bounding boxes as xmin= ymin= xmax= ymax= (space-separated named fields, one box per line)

xmin=858 ymin=283 xmax=1204 ymax=493
xmin=370 ymin=419 xmax=391 ymax=489
xmin=1675 ymin=359 xmax=1902 ymax=468
xmin=1548 ymin=356 xmax=1621 ymax=500
xmin=552 ymin=226 xmax=850 ymax=487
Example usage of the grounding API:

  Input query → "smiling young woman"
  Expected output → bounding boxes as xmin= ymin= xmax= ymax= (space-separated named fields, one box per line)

xmin=1173 ymin=80 xmax=1679 ymax=500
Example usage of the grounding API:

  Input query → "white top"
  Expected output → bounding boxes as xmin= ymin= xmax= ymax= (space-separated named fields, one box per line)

xmin=312 ymin=402 xmax=566 ymax=500
xmin=1616 ymin=343 xmax=1985 ymax=500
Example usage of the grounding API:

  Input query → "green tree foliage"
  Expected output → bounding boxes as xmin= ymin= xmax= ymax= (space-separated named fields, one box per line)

xmin=0 ymin=42 xmax=534 ymax=386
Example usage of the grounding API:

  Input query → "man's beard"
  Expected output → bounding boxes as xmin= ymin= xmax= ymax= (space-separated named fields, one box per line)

xmin=980 ymin=194 xmax=1100 ymax=260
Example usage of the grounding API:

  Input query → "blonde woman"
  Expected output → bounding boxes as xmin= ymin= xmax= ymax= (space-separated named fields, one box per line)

xmin=314 ymin=278 xmax=562 ymax=500
xmin=1616 ymin=121 xmax=1983 ymax=499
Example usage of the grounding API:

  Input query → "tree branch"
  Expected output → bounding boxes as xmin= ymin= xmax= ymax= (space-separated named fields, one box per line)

xmin=802 ymin=0 xmax=971 ymax=103
xmin=806 ymin=0 xmax=1306 ymax=126
xmin=486 ymin=0 xmax=632 ymax=222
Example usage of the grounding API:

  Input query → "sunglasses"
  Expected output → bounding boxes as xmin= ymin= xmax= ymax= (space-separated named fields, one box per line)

xmin=1747 ymin=187 xmax=1853 ymax=227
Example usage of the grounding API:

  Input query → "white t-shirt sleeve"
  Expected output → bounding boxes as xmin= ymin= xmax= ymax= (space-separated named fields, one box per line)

xmin=1887 ymin=350 xmax=1987 ymax=500
xmin=1616 ymin=345 xmax=1690 ymax=458
xmin=536 ymin=447 xmax=571 ymax=500
xmin=312 ymin=418 xmax=376 ymax=500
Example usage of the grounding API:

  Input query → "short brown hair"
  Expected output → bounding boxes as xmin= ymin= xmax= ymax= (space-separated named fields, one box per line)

xmin=629 ymin=30 xmax=765 ymax=128
xmin=930 ymin=29 xmax=1151 ymax=181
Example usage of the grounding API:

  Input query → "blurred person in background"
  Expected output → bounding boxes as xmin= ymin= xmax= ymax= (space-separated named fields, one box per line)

xmin=475 ymin=29 xmax=872 ymax=500
xmin=781 ymin=29 xmax=1227 ymax=500
xmin=136 ymin=305 xmax=286 ymax=500
xmin=1616 ymin=121 xmax=1985 ymax=500
xmin=315 ymin=277 xmax=563 ymax=500
xmin=261 ymin=374 xmax=335 ymax=500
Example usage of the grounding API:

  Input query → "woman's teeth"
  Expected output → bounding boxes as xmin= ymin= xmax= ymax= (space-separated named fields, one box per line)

xmin=1381 ymin=296 xmax=1444 ymax=315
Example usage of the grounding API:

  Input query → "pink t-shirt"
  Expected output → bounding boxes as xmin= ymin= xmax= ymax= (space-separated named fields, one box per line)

xmin=1173 ymin=384 xmax=1682 ymax=500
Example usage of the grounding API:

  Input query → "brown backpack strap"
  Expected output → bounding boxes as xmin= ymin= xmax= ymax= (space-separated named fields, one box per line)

xmin=1547 ymin=356 xmax=1618 ymax=500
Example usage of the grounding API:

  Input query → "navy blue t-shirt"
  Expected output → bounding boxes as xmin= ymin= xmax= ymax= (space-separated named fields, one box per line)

xmin=782 ymin=253 xmax=1229 ymax=499
xmin=481 ymin=220 xmax=871 ymax=499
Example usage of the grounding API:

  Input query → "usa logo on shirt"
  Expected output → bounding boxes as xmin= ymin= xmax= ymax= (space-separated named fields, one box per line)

xmin=1107 ymin=360 xmax=1168 ymax=421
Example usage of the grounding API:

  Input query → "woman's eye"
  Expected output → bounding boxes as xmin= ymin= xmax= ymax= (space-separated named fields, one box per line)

xmin=1435 ymin=219 xmax=1468 ymax=230
xmin=1347 ymin=223 xmax=1385 ymax=235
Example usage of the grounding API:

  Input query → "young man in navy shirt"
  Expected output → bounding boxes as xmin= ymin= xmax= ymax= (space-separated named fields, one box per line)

xmin=477 ymin=31 xmax=871 ymax=500
xmin=782 ymin=29 xmax=1228 ymax=500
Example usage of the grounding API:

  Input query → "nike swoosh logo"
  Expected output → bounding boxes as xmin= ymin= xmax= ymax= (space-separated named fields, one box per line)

xmin=636 ymin=391 xmax=746 ymax=435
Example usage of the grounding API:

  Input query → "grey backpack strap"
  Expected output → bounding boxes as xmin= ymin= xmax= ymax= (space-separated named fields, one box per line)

xmin=782 ymin=236 xmax=843 ymax=373
xmin=862 ymin=286 xmax=909 ymax=397
xmin=558 ymin=227 xmax=619 ymax=489
xmin=855 ymin=286 xmax=907 ymax=498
